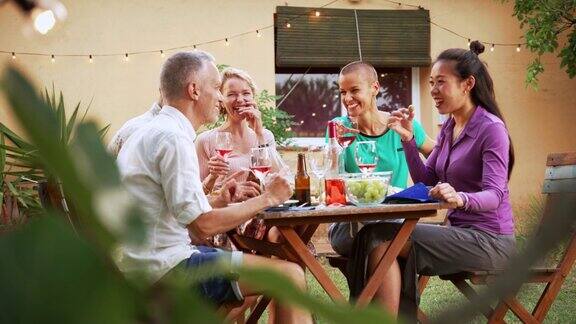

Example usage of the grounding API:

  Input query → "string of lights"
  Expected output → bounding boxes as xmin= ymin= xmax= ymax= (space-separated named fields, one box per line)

xmin=1 ymin=0 xmax=526 ymax=63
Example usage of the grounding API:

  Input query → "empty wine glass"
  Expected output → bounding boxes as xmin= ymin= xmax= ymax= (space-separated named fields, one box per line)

xmin=309 ymin=146 xmax=329 ymax=178
xmin=355 ymin=141 xmax=378 ymax=175
xmin=215 ymin=132 xmax=233 ymax=160
xmin=309 ymin=146 xmax=332 ymax=205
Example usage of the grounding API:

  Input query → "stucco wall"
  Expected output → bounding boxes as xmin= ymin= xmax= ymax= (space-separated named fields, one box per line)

xmin=1 ymin=0 xmax=575 ymax=212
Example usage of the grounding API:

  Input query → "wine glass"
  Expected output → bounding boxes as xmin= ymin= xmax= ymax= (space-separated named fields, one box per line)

xmin=337 ymin=118 xmax=358 ymax=149
xmin=215 ymin=132 xmax=233 ymax=160
xmin=309 ymin=146 xmax=332 ymax=205
xmin=355 ymin=141 xmax=378 ymax=175
xmin=250 ymin=147 xmax=272 ymax=185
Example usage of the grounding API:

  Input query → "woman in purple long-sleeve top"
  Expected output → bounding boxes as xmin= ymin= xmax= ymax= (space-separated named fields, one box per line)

xmin=355 ymin=41 xmax=517 ymax=320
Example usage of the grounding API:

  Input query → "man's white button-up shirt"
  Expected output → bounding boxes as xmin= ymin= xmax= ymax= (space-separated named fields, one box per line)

xmin=116 ymin=106 xmax=212 ymax=282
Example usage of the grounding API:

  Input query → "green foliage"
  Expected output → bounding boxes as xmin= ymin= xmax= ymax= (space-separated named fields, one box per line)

xmin=507 ymin=0 xmax=576 ymax=88
xmin=206 ymin=89 xmax=296 ymax=145
xmin=0 ymin=84 xmax=109 ymax=229
xmin=257 ymin=89 xmax=296 ymax=145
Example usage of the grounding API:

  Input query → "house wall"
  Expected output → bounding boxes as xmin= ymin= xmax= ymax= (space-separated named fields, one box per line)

xmin=1 ymin=0 xmax=575 ymax=213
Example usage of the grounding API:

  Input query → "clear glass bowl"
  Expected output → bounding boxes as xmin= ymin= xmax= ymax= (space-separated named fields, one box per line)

xmin=342 ymin=171 xmax=392 ymax=207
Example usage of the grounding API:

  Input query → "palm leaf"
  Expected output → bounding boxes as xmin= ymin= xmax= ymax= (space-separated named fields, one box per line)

xmin=57 ymin=91 xmax=66 ymax=143
xmin=0 ymin=123 xmax=33 ymax=150
xmin=98 ymin=124 xmax=111 ymax=139
xmin=66 ymin=101 xmax=81 ymax=144
xmin=43 ymin=88 xmax=51 ymax=109
xmin=5 ymin=181 xmax=19 ymax=198
xmin=0 ymin=143 xmax=36 ymax=156
xmin=80 ymin=96 xmax=94 ymax=124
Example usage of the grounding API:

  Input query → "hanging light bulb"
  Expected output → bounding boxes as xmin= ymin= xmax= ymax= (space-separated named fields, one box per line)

xmin=51 ymin=54 xmax=55 ymax=63
xmin=256 ymin=30 xmax=262 ymax=38
xmin=124 ymin=53 xmax=129 ymax=62
xmin=32 ymin=9 xmax=56 ymax=34
xmin=516 ymin=44 xmax=521 ymax=52
xmin=225 ymin=38 xmax=230 ymax=46
xmin=491 ymin=44 xmax=495 ymax=52
xmin=89 ymin=55 xmax=93 ymax=64
xmin=467 ymin=38 xmax=471 ymax=47
xmin=286 ymin=21 xmax=291 ymax=28
xmin=27 ymin=0 xmax=68 ymax=35
xmin=315 ymin=10 xmax=320 ymax=17
xmin=12 ymin=52 xmax=16 ymax=60
xmin=160 ymin=50 xmax=165 ymax=58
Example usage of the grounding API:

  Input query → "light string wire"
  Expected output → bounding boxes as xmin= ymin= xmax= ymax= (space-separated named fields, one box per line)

xmin=1 ymin=0 xmax=525 ymax=61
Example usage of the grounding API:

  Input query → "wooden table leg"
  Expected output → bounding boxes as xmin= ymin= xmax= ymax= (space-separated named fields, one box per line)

xmin=356 ymin=218 xmax=418 ymax=307
xmin=278 ymin=226 xmax=346 ymax=302
xmin=245 ymin=296 xmax=271 ymax=324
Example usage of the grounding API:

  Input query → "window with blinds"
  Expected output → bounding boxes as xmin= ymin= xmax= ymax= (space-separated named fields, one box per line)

xmin=275 ymin=6 xmax=430 ymax=68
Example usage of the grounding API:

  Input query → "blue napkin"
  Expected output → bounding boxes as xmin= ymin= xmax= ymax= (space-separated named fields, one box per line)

xmin=384 ymin=182 xmax=438 ymax=204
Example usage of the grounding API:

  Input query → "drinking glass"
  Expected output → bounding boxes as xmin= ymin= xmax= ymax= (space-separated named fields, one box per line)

xmin=309 ymin=146 xmax=332 ymax=205
xmin=355 ymin=141 xmax=378 ymax=175
xmin=335 ymin=119 xmax=358 ymax=173
xmin=215 ymin=132 xmax=233 ymax=160
xmin=337 ymin=120 xmax=358 ymax=149
xmin=250 ymin=147 xmax=272 ymax=185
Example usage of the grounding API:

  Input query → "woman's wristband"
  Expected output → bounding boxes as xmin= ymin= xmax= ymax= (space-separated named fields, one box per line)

xmin=258 ymin=141 xmax=273 ymax=148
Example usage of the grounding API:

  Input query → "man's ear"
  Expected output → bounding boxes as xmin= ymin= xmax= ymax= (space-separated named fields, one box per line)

xmin=187 ymin=82 xmax=199 ymax=101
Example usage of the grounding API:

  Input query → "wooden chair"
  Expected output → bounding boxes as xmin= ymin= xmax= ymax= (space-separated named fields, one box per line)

xmin=422 ymin=152 xmax=576 ymax=323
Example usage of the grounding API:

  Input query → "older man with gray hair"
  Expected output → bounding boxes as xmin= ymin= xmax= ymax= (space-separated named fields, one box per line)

xmin=116 ymin=50 xmax=311 ymax=323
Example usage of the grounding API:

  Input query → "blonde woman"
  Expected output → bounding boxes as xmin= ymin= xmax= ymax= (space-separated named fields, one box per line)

xmin=196 ymin=67 xmax=288 ymax=244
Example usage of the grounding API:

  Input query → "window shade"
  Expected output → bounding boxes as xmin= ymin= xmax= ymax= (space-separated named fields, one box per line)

xmin=275 ymin=6 xmax=430 ymax=68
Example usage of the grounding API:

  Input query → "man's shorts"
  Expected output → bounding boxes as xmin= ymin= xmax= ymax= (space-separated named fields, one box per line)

xmin=180 ymin=246 xmax=244 ymax=305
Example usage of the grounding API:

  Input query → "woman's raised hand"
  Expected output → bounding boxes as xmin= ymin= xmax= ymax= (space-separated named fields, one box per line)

xmin=387 ymin=105 xmax=415 ymax=142
xmin=238 ymin=100 xmax=263 ymax=135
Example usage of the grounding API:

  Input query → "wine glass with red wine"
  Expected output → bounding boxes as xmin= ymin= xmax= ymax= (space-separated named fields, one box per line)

xmin=355 ymin=141 xmax=378 ymax=175
xmin=250 ymin=147 xmax=272 ymax=185
xmin=215 ymin=132 xmax=233 ymax=160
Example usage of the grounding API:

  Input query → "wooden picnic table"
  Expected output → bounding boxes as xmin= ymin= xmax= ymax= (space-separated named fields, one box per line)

xmin=228 ymin=202 xmax=455 ymax=322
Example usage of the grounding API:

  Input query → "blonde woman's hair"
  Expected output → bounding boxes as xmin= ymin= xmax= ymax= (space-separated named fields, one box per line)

xmin=221 ymin=67 xmax=258 ymax=94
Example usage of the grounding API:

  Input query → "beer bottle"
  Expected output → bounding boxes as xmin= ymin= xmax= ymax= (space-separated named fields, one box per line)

xmin=294 ymin=153 xmax=311 ymax=205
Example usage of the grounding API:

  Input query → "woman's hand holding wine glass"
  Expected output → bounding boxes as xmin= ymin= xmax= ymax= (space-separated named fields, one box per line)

xmin=335 ymin=120 xmax=359 ymax=149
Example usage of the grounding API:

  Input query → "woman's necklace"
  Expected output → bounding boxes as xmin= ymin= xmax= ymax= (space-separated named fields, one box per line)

xmin=453 ymin=125 xmax=465 ymax=141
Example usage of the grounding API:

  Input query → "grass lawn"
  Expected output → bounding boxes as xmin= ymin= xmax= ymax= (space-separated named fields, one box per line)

xmin=277 ymin=258 xmax=576 ymax=323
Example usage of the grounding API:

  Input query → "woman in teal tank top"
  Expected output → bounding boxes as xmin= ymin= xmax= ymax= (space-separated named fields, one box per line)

xmin=328 ymin=61 xmax=435 ymax=261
